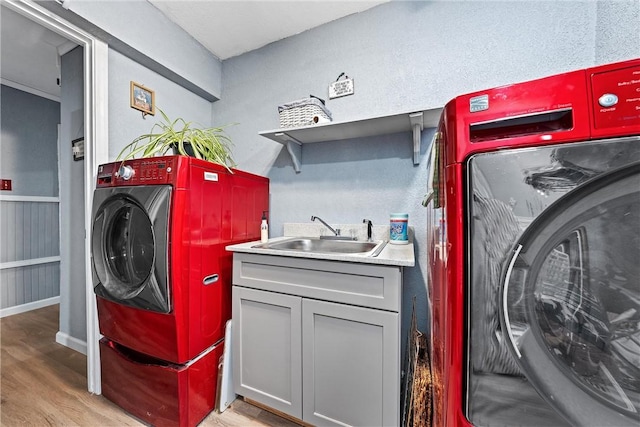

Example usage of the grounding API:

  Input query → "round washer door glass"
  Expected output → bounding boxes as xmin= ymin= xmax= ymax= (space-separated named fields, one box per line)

xmin=502 ymin=163 xmax=640 ymax=426
xmin=93 ymin=195 xmax=154 ymax=300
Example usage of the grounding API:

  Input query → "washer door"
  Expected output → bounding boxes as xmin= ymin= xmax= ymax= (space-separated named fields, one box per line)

xmin=501 ymin=162 xmax=640 ymax=426
xmin=92 ymin=185 xmax=171 ymax=313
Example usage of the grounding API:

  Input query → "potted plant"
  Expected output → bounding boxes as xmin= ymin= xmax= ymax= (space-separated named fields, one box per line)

xmin=117 ymin=109 xmax=236 ymax=171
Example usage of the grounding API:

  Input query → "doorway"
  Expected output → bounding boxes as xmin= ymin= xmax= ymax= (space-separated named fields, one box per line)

xmin=1 ymin=0 xmax=108 ymax=394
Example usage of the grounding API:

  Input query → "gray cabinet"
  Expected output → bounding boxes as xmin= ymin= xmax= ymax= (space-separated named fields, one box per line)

xmin=232 ymin=253 xmax=402 ymax=426
xmin=302 ymin=299 xmax=398 ymax=426
xmin=232 ymin=286 xmax=302 ymax=417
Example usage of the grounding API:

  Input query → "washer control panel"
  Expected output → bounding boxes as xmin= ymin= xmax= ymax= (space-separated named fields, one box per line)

xmin=591 ymin=64 xmax=640 ymax=129
xmin=96 ymin=157 xmax=177 ymax=187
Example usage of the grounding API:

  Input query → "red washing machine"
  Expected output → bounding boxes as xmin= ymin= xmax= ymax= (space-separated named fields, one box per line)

xmin=425 ymin=59 xmax=640 ymax=426
xmin=91 ymin=156 xmax=269 ymax=427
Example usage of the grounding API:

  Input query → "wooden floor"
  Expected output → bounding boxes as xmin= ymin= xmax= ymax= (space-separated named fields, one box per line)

xmin=0 ymin=305 xmax=297 ymax=426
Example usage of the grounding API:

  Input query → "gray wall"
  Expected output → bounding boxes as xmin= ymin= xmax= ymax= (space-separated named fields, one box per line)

xmin=0 ymin=85 xmax=60 ymax=196
xmin=35 ymin=0 xmax=221 ymax=159
xmin=0 ymin=202 xmax=60 ymax=310
xmin=59 ymin=46 xmax=86 ymax=340
xmin=595 ymin=0 xmax=640 ymax=63
xmin=212 ymin=0 xmax=640 ymax=340
xmin=107 ymin=49 xmax=215 ymax=160
xmin=36 ymin=0 xmax=222 ymax=101
xmin=0 ymin=85 xmax=61 ymax=311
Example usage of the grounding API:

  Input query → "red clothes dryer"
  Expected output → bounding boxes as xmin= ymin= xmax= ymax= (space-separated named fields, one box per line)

xmin=91 ymin=156 xmax=269 ymax=426
xmin=425 ymin=59 xmax=640 ymax=426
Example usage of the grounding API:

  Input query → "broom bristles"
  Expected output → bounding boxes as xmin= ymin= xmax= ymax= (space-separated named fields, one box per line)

xmin=411 ymin=335 xmax=432 ymax=427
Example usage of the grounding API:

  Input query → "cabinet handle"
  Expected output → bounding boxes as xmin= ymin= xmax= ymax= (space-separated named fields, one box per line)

xmin=203 ymin=274 xmax=219 ymax=285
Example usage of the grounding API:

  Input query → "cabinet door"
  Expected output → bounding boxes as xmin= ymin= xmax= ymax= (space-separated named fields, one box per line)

xmin=302 ymin=300 xmax=399 ymax=427
xmin=232 ymin=287 xmax=302 ymax=418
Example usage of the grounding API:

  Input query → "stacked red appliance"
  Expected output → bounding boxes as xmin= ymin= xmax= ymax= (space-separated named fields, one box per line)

xmin=91 ymin=156 xmax=269 ymax=426
xmin=425 ymin=59 xmax=640 ymax=426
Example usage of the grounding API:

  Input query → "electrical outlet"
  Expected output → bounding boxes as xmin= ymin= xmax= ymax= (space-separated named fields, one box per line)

xmin=1 ymin=179 xmax=12 ymax=191
xmin=329 ymin=78 xmax=354 ymax=99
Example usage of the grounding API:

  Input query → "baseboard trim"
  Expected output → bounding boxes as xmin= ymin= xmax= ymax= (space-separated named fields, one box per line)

xmin=55 ymin=331 xmax=88 ymax=355
xmin=0 ymin=296 xmax=61 ymax=318
xmin=244 ymin=397 xmax=311 ymax=427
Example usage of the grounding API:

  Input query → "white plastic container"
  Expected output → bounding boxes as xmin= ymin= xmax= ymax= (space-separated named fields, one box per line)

xmin=389 ymin=213 xmax=409 ymax=245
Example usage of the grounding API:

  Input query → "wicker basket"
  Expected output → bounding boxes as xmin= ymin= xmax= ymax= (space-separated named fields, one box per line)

xmin=278 ymin=97 xmax=332 ymax=128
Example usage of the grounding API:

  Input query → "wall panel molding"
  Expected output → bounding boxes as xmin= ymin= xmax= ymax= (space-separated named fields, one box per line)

xmin=0 ymin=256 xmax=61 ymax=270
xmin=0 ymin=295 xmax=60 ymax=318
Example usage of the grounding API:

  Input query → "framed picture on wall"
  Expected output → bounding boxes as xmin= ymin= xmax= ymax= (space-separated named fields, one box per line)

xmin=130 ymin=81 xmax=155 ymax=115
xmin=72 ymin=137 xmax=84 ymax=161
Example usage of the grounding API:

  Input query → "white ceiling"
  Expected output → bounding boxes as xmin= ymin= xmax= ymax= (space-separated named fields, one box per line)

xmin=0 ymin=5 xmax=77 ymax=100
xmin=149 ymin=1 xmax=387 ymax=60
xmin=1 ymin=1 xmax=387 ymax=100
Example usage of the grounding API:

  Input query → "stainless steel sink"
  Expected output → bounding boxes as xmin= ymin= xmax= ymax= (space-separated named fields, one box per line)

xmin=253 ymin=238 xmax=387 ymax=257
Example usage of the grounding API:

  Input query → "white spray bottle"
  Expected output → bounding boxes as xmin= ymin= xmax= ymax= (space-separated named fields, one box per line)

xmin=260 ymin=211 xmax=269 ymax=243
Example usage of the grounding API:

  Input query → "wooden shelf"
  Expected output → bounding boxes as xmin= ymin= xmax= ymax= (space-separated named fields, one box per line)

xmin=259 ymin=107 xmax=443 ymax=172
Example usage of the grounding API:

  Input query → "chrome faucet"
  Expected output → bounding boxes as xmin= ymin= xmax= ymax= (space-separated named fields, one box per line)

xmin=363 ymin=219 xmax=373 ymax=242
xmin=311 ymin=215 xmax=341 ymax=236
xmin=311 ymin=216 xmax=356 ymax=240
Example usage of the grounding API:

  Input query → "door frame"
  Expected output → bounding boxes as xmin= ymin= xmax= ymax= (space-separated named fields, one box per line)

xmin=4 ymin=0 xmax=108 ymax=394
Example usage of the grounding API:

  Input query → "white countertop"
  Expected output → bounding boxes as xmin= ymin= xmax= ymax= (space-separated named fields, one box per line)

xmin=227 ymin=222 xmax=415 ymax=267
xmin=226 ymin=235 xmax=415 ymax=267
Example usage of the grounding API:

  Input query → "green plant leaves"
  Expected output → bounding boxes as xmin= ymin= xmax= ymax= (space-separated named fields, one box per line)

xmin=116 ymin=108 xmax=236 ymax=171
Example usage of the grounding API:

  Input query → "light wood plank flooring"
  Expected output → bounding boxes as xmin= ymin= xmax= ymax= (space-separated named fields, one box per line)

xmin=1 ymin=305 xmax=297 ymax=426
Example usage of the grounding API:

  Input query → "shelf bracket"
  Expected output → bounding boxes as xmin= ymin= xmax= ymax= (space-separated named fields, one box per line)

xmin=409 ymin=112 xmax=424 ymax=165
xmin=275 ymin=133 xmax=302 ymax=173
